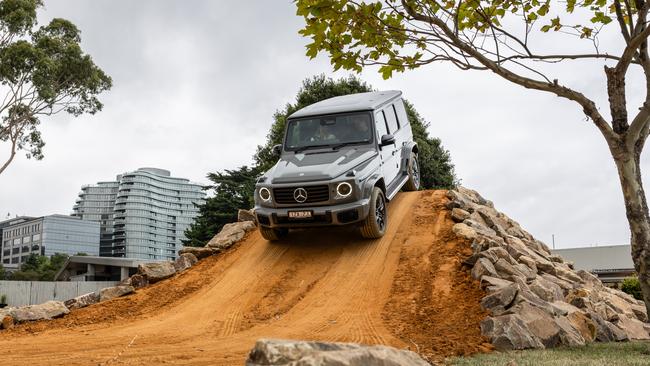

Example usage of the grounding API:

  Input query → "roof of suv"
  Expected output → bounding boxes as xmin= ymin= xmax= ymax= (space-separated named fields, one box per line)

xmin=288 ymin=90 xmax=402 ymax=119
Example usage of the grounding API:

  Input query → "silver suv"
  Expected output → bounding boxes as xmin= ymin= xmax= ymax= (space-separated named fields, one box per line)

xmin=254 ymin=91 xmax=420 ymax=240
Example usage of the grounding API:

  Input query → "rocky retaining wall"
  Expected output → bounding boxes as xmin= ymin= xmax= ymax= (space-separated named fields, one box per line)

xmin=448 ymin=187 xmax=649 ymax=350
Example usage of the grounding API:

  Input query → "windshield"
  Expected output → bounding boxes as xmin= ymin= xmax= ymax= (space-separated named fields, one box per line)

xmin=284 ymin=112 xmax=373 ymax=151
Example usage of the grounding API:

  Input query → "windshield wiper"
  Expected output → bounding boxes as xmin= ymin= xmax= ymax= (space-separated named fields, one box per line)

xmin=331 ymin=141 xmax=367 ymax=150
xmin=294 ymin=144 xmax=330 ymax=154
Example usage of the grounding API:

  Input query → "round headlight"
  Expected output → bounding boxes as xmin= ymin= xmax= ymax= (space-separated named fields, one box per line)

xmin=336 ymin=182 xmax=352 ymax=198
xmin=259 ymin=187 xmax=271 ymax=202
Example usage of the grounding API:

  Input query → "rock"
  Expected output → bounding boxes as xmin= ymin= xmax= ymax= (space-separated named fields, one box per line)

xmin=125 ymin=274 xmax=149 ymax=289
xmin=588 ymin=312 xmax=628 ymax=342
xmin=548 ymin=255 xmax=564 ymax=263
xmin=554 ymin=316 xmax=586 ymax=346
xmin=480 ymin=314 xmax=544 ymax=350
xmin=518 ymin=255 xmax=538 ymax=274
xmin=451 ymin=207 xmax=470 ymax=222
xmin=64 ymin=292 xmax=100 ymax=310
xmin=238 ymin=209 xmax=257 ymax=223
xmin=179 ymin=246 xmax=218 ymax=260
xmin=452 ymin=223 xmax=478 ymax=241
xmin=138 ymin=261 xmax=176 ymax=283
xmin=447 ymin=189 xmax=479 ymax=212
xmin=206 ymin=221 xmax=256 ymax=250
xmin=566 ymin=311 xmax=596 ymax=342
xmin=550 ymin=301 xmax=581 ymax=316
xmin=540 ymin=274 xmax=573 ymax=293
xmin=514 ymin=302 xmax=562 ymax=348
xmin=616 ymin=316 xmax=650 ymax=340
xmin=173 ymin=253 xmax=198 ymax=273
xmin=471 ymin=257 xmax=498 ymax=280
xmin=1 ymin=315 xmax=14 ymax=329
xmin=576 ymin=270 xmax=601 ymax=288
xmin=529 ymin=277 xmax=564 ymax=302
xmin=555 ymin=267 xmax=583 ymax=283
xmin=10 ymin=301 xmax=69 ymax=322
xmin=481 ymin=283 xmax=518 ymax=315
xmin=494 ymin=258 xmax=528 ymax=281
xmin=479 ymin=247 xmax=517 ymax=266
xmin=99 ymin=285 xmax=135 ymax=302
xmin=245 ymin=338 xmax=430 ymax=366
xmin=480 ymin=276 xmax=514 ymax=291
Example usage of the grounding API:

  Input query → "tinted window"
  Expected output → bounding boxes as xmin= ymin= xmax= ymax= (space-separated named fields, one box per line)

xmin=385 ymin=106 xmax=399 ymax=132
xmin=285 ymin=112 xmax=373 ymax=150
xmin=375 ymin=111 xmax=388 ymax=137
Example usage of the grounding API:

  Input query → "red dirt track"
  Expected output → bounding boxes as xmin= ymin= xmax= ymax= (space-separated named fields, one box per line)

xmin=0 ymin=190 xmax=490 ymax=365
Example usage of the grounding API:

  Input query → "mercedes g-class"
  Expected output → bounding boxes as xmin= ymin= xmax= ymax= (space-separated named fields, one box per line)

xmin=254 ymin=90 xmax=420 ymax=240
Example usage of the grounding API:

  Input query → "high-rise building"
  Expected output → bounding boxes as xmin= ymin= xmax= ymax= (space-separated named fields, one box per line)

xmin=1 ymin=215 xmax=100 ymax=270
xmin=73 ymin=167 xmax=205 ymax=260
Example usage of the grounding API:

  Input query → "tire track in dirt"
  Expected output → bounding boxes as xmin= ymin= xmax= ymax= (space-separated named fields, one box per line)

xmin=0 ymin=190 xmax=490 ymax=365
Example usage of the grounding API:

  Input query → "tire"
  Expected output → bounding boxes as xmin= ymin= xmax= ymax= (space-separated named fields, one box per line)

xmin=259 ymin=226 xmax=288 ymax=241
xmin=360 ymin=187 xmax=387 ymax=239
xmin=403 ymin=153 xmax=420 ymax=191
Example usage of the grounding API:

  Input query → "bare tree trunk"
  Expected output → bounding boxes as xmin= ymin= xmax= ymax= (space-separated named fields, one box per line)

xmin=610 ymin=141 xmax=650 ymax=315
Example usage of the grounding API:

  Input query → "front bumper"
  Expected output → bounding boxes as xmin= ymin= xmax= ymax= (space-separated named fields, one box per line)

xmin=255 ymin=198 xmax=371 ymax=228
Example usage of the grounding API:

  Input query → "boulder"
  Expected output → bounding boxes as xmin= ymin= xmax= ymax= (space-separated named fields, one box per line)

xmin=518 ymin=255 xmax=538 ymax=274
xmin=588 ymin=312 xmax=628 ymax=342
xmin=480 ymin=314 xmax=544 ymax=350
xmin=566 ymin=311 xmax=596 ymax=342
xmin=179 ymin=246 xmax=218 ymax=260
xmin=1 ymin=315 xmax=14 ymax=329
xmin=238 ymin=209 xmax=257 ymax=223
xmin=554 ymin=316 xmax=586 ymax=347
xmin=550 ymin=301 xmax=581 ymax=316
xmin=494 ymin=258 xmax=528 ymax=281
xmin=471 ymin=258 xmax=498 ymax=280
xmin=245 ymin=339 xmax=430 ymax=366
xmin=10 ymin=301 xmax=69 ymax=322
xmin=173 ymin=253 xmax=198 ymax=273
xmin=125 ymin=274 xmax=149 ymax=289
xmin=451 ymin=207 xmax=470 ymax=222
xmin=515 ymin=302 xmax=562 ymax=348
xmin=452 ymin=223 xmax=478 ymax=241
xmin=529 ymin=277 xmax=564 ymax=303
xmin=206 ymin=221 xmax=256 ymax=250
xmin=616 ymin=316 xmax=650 ymax=340
xmin=479 ymin=247 xmax=517 ymax=266
xmin=99 ymin=285 xmax=134 ymax=302
xmin=480 ymin=283 xmax=518 ymax=315
xmin=138 ymin=261 xmax=176 ymax=283
xmin=64 ymin=292 xmax=100 ymax=310
xmin=480 ymin=276 xmax=513 ymax=291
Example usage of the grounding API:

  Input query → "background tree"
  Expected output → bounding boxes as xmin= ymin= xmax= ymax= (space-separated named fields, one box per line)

xmin=9 ymin=252 xmax=68 ymax=281
xmin=185 ymin=74 xmax=457 ymax=246
xmin=295 ymin=0 xmax=650 ymax=312
xmin=183 ymin=166 xmax=259 ymax=247
xmin=0 ymin=0 xmax=112 ymax=175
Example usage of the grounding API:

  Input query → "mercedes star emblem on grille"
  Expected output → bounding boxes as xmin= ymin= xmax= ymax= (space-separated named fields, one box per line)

xmin=293 ymin=188 xmax=308 ymax=203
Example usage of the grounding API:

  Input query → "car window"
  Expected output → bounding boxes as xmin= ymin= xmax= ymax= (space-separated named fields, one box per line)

xmin=391 ymin=104 xmax=401 ymax=129
xmin=385 ymin=105 xmax=399 ymax=133
xmin=285 ymin=112 xmax=373 ymax=150
xmin=375 ymin=111 xmax=388 ymax=137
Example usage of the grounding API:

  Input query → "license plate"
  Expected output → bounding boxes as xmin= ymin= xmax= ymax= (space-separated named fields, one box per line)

xmin=288 ymin=210 xmax=313 ymax=219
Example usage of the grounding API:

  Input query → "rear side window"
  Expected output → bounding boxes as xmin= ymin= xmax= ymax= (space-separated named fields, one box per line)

xmin=375 ymin=111 xmax=388 ymax=137
xmin=392 ymin=100 xmax=408 ymax=126
xmin=391 ymin=104 xmax=401 ymax=129
xmin=385 ymin=105 xmax=399 ymax=133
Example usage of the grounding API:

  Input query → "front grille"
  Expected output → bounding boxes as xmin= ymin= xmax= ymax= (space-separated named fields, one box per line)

xmin=273 ymin=185 xmax=330 ymax=204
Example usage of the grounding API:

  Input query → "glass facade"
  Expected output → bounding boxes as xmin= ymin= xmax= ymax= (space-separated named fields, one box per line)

xmin=0 ymin=215 xmax=100 ymax=269
xmin=72 ymin=168 xmax=205 ymax=260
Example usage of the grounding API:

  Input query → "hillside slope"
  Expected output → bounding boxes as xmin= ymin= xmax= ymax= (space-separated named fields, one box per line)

xmin=0 ymin=190 xmax=490 ymax=365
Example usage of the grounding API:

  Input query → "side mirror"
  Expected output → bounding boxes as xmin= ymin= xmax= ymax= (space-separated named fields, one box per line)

xmin=380 ymin=134 xmax=395 ymax=147
xmin=272 ymin=144 xmax=282 ymax=156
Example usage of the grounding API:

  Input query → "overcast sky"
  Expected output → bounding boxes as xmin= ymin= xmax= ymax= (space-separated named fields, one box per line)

xmin=0 ymin=1 xmax=646 ymax=250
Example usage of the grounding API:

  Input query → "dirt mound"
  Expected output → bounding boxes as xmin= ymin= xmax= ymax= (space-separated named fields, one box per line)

xmin=0 ymin=190 xmax=490 ymax=365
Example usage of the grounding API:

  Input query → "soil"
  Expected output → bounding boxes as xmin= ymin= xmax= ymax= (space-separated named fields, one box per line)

xmin=0 ymin=190 xmax=491 ymax=365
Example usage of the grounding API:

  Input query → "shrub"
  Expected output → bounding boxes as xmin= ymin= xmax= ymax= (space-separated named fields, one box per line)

xmin=621 ymin=277 xmax=642 ymax=300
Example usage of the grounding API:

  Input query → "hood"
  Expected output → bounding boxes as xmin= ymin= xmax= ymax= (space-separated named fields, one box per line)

xmin=267 ymin=146 xmax=377 ymax=184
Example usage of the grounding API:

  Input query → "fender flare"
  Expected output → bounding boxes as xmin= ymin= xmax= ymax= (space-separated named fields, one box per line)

xmin=399 ymin=141 xmax=418 ymax=175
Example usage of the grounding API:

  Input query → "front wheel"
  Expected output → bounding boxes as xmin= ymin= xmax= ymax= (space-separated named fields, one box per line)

xmin=403 ymin=153 xmax=420 ymax=191
xmin=259 ymin=226 xmax=288 ymax=241
xmin=360 ymin=187 xmax=387 ymax=239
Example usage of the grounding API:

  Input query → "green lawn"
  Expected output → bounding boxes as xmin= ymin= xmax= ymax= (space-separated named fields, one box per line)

xmin=447 ymin=341 xmax=650 ymax=366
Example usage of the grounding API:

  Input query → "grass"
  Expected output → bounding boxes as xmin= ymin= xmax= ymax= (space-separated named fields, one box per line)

xmin=447 ymin=341 xmax=650 ymax=366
